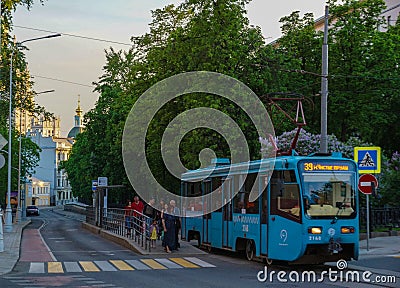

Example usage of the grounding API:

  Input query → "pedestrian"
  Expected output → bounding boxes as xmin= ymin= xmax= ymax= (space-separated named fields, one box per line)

xmin=149 ymin=219 xmax=159 ymax=248
xmin=143 ymin=197 xmax=156 ymax=236
xmin=161 ymin=204 xmax=176 ymax=253
xmin=169 ymin=199 xmax=181 ymax=250
xmin=131 ymin=196 xmax=144 ymax=236
xmin=124 ymin=200 xmax=132 ymax=236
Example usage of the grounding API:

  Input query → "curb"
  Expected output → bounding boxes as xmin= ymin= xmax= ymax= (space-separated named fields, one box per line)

xmin=359 ymin=231 xmax=400 ymax=240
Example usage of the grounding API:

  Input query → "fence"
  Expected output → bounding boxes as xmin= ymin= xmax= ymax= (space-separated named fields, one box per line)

xmin=85 ymin=206 xmax=153 ymax=252
xmin=360 ymin=207 xmax=400 ymax=231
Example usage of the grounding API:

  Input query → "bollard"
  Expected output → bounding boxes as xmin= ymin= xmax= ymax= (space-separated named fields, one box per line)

xmin=0 ymin=209 xmax=4 ymax=252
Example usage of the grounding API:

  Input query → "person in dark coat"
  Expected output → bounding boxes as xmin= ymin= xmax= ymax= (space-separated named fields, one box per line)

xmin=161 ymin=205 xmax=176 ymax=253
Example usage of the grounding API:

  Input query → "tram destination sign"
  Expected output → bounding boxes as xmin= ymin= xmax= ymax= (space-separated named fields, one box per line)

xmin=302 ymin=162 xmax=351 ymax=172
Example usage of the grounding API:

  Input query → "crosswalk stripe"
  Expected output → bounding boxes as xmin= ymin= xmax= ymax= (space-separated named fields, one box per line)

xmin=94 ymin=261 xmax=118 ymax=272
xmin=155 ymin=258 xmax=183 ymax=269
xmin=79 ymin=261 xmax=100 ymax=272
xmin=109 ymin=260 xmax=134 ymax=271
xmin=169 ymin=257 xmax=199 ymax=268
xmin=124 ymin=260 xmax=151 ymax=270
xmin=29 ymin=262 xmax=44 ymax=273
xmin=48 ymin=262 xmax=64 ymax=273
xmin=140 ymin=259 xmax=167 ymax=269
xmin=27 ymin=257 xmax=215 ymax=273
xmin=64 ymin=262 xmax=82 ymax=273
xmin=184 ymin=257 xmax=216 ymax=268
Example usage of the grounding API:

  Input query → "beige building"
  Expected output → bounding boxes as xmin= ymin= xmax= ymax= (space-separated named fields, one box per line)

xmin=26 ymin=177 xmax=51 ymax=207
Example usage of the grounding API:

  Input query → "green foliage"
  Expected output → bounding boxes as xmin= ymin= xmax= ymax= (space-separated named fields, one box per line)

xmin=65 ymin=0 xmax=400 ymax=207
xmin=65 ymin=0 xmax=278 ymax=203
xmin=0 ymin=0 xmax=45 ymax=205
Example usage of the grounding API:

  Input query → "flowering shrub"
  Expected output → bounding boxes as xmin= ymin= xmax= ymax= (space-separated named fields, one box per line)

xmin=259 ymin=128 xmax=372 ymax=158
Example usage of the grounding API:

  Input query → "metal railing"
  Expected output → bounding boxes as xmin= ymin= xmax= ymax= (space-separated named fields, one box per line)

xmin=85 ymin=206 xmax=153 ymax=252
xmin=360 ymin=207 xmax=400 ymax=231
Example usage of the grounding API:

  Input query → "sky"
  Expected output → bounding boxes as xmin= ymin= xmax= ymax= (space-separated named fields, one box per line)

xmin=13 ymin=0 xmax=329 ymax=137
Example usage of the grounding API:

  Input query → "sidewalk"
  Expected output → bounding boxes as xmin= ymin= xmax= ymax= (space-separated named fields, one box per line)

xmin=0 ymin=220 xmax=30 ymax=276
xmin=359 ymin=235 xmax=400 ymax=257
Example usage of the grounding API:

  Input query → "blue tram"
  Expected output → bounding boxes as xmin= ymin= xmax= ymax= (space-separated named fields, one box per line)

xmin=181 ymin=153 xmax=359 ymax=264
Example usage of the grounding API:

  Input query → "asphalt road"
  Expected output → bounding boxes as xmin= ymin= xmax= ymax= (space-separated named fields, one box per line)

xmin=0 ymin=208 xmax=398 ymax=288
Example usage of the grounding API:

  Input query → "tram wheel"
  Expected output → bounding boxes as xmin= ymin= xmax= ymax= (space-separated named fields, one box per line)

xmin=245 ymin=240 xmax=255 ymax=261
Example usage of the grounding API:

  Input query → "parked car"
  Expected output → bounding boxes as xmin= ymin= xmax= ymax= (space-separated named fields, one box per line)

xmin=26 ymin=205 xmax=40 ymax=216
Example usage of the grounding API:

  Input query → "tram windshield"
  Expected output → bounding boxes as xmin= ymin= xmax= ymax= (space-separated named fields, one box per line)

xmin=302 ymin=172 xmax=356 ymax=218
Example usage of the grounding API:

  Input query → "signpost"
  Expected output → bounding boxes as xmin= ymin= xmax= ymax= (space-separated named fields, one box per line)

xmin=358 ymin=173 xmax=379 ymax=252
xmin=355 ymin=147 xmax=381 ymax=252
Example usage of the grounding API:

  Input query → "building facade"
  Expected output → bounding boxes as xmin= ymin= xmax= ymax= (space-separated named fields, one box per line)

xmin=24 ymin=98 xmax=84 ymax=206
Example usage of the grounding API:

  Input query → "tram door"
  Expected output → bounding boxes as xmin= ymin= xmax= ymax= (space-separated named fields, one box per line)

xmin=267 ymin=170 xmax=302 ymax=261
xmin=202 ymin=180 xmax=212 ymax=245
xmin=222 ymin=178 xmax=232 ymax=248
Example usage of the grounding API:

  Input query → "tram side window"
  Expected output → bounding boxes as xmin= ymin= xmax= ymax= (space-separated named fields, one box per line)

xmin=185 ymin=181 xmax=203 ymax=212
xmin=270 ymin=170 xmax=300 ymax=220
xmin=233 ymin=173 xmax=259 ymax=214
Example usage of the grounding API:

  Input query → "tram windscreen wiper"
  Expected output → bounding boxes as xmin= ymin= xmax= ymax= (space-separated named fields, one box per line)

xmin=331 ymin=199 xmax=346 ymax=224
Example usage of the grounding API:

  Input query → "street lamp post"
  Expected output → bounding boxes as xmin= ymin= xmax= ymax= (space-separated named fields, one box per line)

xmin=4 ymin=33 xmax=61 ymax=232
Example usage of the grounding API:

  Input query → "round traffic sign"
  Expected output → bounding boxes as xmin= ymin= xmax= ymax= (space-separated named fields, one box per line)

xmin=358 ymin=174 xmax=378 ymax=195
xmin=0 ymin=154 xmax=5 ymax=169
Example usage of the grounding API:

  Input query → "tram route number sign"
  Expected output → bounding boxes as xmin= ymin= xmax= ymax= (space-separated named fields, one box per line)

xmin=358 ymin=174 xmax=378 ymax=195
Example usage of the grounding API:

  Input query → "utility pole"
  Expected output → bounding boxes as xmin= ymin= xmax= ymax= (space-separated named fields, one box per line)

xmin=320 ymin=5 xmax=329 ymax=153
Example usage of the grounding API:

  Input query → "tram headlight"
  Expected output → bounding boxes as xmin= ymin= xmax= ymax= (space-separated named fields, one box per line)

xmin=341 ymin=226 xmax=355 ymax=234
xmin=308 ymin=227 xmax=322 ymax=234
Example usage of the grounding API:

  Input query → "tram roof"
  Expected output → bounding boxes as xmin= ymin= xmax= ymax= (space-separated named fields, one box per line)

xmin=181 ymin=152 xmax=350 ymax=181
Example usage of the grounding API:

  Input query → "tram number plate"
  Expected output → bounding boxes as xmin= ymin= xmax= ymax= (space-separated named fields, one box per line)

xmin=242 ymin=224 xmax=249 ymax=232
xmin=309 ymin=235 xmax=322 ymax=241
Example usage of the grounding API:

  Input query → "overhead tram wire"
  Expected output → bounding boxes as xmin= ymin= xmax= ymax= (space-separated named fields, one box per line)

xmin=31 ymin=75 xmax=94 ymax=88
xmin=14 ymin=25 xmax=132 ymax=46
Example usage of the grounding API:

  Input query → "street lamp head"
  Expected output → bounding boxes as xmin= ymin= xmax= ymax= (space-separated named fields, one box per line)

xmin=20 ymin=33 xmax=61 ymax=45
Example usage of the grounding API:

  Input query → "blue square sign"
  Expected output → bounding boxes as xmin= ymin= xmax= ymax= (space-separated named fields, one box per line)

xmin=354 ymin=147 xmax=381 ymax=174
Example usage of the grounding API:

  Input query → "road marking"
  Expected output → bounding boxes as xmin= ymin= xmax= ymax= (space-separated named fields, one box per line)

xmin=64 ymin=261 xmax=82 ymax=273
xmin=184 ymin=257 xmax=216 ymax=267
xmin=79 ymin=261 xmax=100 ymax=272
xmin=94 ymin=260 xmax=118 ymax=272
xmin=169 ymin=257 xmax=199 ymax=268
xmin=124 ymin=259 xmax=152 ymax=270
xmin=109 ymin=260 xmax=134 ymax=271
xmin=48 ymin=262 xmax=64 ymax=273
xmin=29 ymin=262 xmax=45 ymax=273
xmin=140 ymin=259 xmax=167 ymax=269
xmin=155 ymin=258 xmax=183 ymax=269
xmin=27 ymin=257 xmax=215 ymax=273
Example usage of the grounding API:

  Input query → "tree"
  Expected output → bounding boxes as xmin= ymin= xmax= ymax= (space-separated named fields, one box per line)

xmin=65 ymin=0 xmax=278 ymax=202
xmin=0 ymin=0 xmax=44 ymax=206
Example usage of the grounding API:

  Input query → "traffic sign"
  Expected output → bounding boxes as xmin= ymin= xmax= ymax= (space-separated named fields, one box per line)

xmin=358 ymin=174 xmax=378 ymax=195
xmin=0 ymin=134 xmax=7 ymax=169
xmin=0 ymin=154 xmax=4 ymax=169
xmin=354 ymin=147 xmax=381 ymax=174
xmin=92 ymin=180 xmax=98 ymax=192
xmin=98 ymin=177 xmax=108 ymax=187
xmin=0 ymin=133 xmax=7 ymax=150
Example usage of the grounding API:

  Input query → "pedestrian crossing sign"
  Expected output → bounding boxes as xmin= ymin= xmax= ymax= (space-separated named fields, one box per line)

xmin=354 ymin=147 xmax=381 ymax=174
